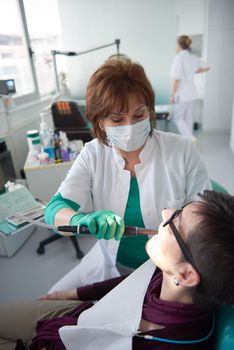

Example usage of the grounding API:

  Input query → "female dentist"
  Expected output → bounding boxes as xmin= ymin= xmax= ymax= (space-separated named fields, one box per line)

xmin=170 ymin=35 xmax=209 ymax=139
xmin=45 ymin=58 xmax=211 ymax=292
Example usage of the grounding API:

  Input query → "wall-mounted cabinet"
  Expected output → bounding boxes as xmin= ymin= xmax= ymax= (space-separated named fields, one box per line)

xmin=176 ymin=0 xmax=206 ymax=35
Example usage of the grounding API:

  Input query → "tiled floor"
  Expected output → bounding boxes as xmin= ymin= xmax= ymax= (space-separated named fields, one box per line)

xmin=0 ymin=129 xmax=233 ymax=303
xmin=195 ymin=131 xmax=234 ymax=195
xmin=0 ymin=227 xmax=96 ymax=303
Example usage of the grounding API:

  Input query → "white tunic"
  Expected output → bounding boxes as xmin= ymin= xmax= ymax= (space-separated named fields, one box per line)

xmin=53 ymin=130 xmax=211 ymax=290
xmin=170 ymin=50 xmax=208 ymax=102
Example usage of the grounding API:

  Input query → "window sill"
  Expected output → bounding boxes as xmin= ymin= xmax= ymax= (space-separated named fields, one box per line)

xmin=6 ymin=93 xmax=60 ymax=115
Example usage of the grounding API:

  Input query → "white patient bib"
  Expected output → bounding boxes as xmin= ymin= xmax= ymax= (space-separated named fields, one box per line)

xmin=59 ymin=260 xmax=156 ymax=350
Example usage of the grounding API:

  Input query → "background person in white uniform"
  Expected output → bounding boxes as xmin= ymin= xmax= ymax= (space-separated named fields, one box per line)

xmin=44 ymin=59 xmax=211 ymax=292
xmin=170 ymin=35 xmax=209 ymax=139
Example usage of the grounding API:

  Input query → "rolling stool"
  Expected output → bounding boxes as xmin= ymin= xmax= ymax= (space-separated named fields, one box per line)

xmin=37 ymin=232 xmax=84 ymax=259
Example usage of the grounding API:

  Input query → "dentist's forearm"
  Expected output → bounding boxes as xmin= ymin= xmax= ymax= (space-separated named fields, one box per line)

xmin=44 ymin=192 xmax=84 ymax=235
xmin=54 ymin=207 xmax=77 ymax=227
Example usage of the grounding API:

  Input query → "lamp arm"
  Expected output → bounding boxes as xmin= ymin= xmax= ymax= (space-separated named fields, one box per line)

xmin=51 ymin=39 xmax=121 ymax=92
xmin=52 ymin=39 xmax=120 ymax=57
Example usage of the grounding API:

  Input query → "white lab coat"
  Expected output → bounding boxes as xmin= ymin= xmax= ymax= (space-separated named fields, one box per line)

xmin=49 ymin=130 xmax=210 ymax=292
xmin=170 ymin=50 xmax=209 ymax=137
xmin=170 ymin=50 xmax=208 ymax=102
xmin=59 ymin=259 xmax=156 ymax=350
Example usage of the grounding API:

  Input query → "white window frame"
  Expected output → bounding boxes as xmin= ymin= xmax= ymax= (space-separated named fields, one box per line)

xmin=14 ymin=0 xmax=40 ymax=105
xmin=2 ymin=0 xmax=58 ymax=107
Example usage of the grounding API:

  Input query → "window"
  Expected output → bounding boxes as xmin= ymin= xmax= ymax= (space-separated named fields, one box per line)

xmin=0 ymin=0 xmax=35 ymax=98
xmin=0 ymin=0 xmax=65 ymax=104
xmin=23 ymin=0 xmax=66 ymax=96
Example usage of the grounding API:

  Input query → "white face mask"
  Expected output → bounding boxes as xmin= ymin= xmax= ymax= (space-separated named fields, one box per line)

xmin=105 ymin=117 xmax=151 ymax=152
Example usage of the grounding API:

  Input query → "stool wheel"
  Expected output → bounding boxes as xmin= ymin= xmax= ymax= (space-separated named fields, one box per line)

xmin=37 ymin=246 xmax=45 ymax=255
xmin=77 ymin=251 xmax=84 ymax=259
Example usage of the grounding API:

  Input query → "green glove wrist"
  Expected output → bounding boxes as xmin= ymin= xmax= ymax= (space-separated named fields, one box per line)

xmin=69 ymin=213 xmax=85 ymax=226
xmin=70 ymin=210 xmax=124 ymax=240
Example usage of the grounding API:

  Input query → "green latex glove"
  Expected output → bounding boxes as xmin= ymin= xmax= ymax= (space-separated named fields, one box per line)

xmin=69 ymin=210 xmax=125 ymax=240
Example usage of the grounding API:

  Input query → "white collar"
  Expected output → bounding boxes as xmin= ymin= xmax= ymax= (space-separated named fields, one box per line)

xmin=179 ymin=50 xmax=189 ymax=55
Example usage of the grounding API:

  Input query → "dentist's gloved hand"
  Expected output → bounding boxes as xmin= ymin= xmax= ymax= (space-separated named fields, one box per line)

xmin=69 ymin=210 xmax=125 ymax=240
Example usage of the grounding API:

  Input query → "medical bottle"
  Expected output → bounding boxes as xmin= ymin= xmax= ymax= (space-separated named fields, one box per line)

xmin=59 ymin=131 xmax=70 ymax=162
xmin=53 ymin=134 xmax=63 ymax=163
xmin=27 ymin=130 xmax=41 ymax=153
xmin=39 ymin=112 xmax=54 ymax=160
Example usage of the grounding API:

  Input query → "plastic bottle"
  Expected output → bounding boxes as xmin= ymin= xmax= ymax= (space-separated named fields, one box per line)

xmin=53 ymin=134 xmax=63 ymax=163
xmin=27 ymin=130 xmax=41 ymax=153
xmin=37 ymin=151 xmax=49 ymax=165
xmin=59 ymin=131 xmax=70 ymax=162
xmin=39 ymin=112 xmax=54 ymax=160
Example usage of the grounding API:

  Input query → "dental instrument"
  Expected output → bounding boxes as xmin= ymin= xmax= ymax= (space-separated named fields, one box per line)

xmin=0 ymin=204 xmax=157 ymax=236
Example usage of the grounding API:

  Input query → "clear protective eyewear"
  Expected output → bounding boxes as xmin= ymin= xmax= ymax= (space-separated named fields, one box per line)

xmin=162 ymin=204 xmax=199 ymax=271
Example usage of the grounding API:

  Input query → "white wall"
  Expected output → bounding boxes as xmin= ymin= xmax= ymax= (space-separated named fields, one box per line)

xmin=58 ymin=0 xmax=176 ymax=105
xmin=203 ymin=0 xmax=234 ymax=132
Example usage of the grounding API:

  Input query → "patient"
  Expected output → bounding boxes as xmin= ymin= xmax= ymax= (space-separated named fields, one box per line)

xmin=0 ymin=190 xmax=234 ymax=350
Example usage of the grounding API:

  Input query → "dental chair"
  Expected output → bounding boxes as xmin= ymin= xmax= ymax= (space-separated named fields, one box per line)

xmin=214 ymin=305 xmax=234 ymax=350
xmin=210 ymin=179 xmax=228 ymax=194
xmin=212 ymin=179 xmax=234 ymax=348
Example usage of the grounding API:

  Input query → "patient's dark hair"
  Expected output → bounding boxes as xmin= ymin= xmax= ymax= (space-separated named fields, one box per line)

xmin=187 ymin=190 xmax=234 ymax=307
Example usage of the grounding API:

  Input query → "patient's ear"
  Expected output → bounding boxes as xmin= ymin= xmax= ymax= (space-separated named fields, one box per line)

xmin=178 ymin=263 xmax=200 ymax=288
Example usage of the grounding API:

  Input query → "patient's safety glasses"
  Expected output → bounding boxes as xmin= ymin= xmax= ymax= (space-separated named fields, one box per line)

xmin=163 ymin=205 xmax=198 ymax=271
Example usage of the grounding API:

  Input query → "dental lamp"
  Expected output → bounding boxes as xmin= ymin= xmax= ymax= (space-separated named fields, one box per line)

xmin=51 ymin=39 xmax=121 ymax=93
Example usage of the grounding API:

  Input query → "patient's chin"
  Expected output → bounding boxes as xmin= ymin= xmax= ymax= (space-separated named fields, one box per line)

xmin=145 ymin=238 xmax=156 ymax=262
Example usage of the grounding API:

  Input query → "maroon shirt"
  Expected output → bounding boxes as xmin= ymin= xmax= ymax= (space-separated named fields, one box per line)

xmin=31 ymin=269 xmax=214 ymax=350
